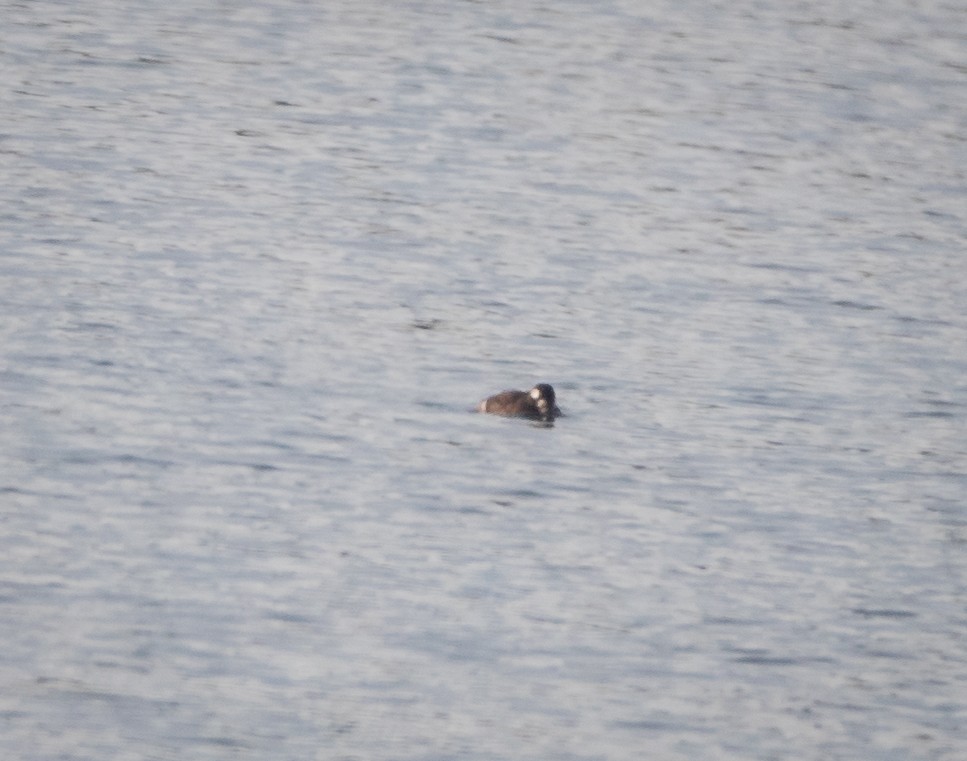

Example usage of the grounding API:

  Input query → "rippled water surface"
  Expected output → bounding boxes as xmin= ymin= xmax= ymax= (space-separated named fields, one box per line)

xmin=2 ymin=1 xmax=966 ymax=759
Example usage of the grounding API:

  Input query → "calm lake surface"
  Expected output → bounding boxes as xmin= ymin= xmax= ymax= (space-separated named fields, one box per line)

xmin=2 ymin=1 xmax=965 ymax=759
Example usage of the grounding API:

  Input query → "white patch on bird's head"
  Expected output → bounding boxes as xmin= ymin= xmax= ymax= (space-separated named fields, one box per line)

xmin=529 ymin=387 xmax=541 ymax=400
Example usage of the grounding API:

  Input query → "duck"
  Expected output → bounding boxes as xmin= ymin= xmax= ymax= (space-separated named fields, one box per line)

xmin=477 ymin=383 xmax=562 ymax=422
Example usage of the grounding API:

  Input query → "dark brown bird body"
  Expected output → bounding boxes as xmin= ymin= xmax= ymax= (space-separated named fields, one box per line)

xmin=477 ymin=383 xmax=561 ymax=422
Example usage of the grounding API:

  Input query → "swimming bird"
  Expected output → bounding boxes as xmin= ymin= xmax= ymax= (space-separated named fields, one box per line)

xmin=477 ymin=383 xmax=562 ymax=422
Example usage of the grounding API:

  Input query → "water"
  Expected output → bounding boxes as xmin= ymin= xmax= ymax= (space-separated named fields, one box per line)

xmin=1 ymin=1 xmax=965 ymax=759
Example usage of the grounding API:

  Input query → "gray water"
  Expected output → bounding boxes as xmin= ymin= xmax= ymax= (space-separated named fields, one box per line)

xmin=2 ymin=1 xmax=966 ymax=759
